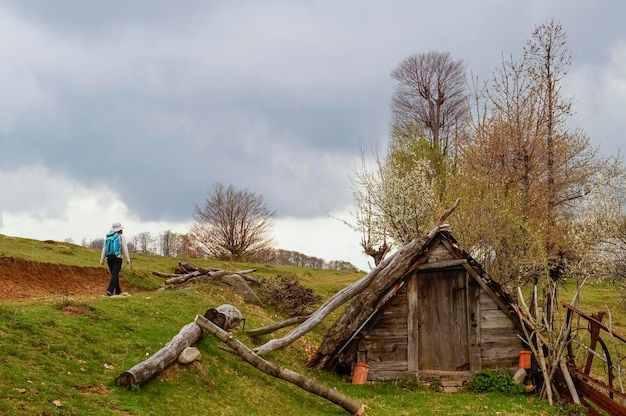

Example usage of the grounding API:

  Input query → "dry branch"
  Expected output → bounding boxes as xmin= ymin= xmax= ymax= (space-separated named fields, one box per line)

xmin=246 ymin=315 xmax=310 ymax=337
xmin=436 ymin=197 xmax=460 ymax=226
xmin=195 ymin=315 xmax=366 ymax=415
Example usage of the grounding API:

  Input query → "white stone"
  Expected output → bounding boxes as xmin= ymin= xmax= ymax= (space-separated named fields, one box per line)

xmin=178 ymin=346 xmax=201 ymax=364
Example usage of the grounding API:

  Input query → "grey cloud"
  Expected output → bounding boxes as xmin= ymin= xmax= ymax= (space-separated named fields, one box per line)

xmin=1 ymin=0 xmax=624 ymax=226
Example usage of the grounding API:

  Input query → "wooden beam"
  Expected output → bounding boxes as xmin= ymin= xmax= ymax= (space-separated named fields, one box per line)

xmin=407 ymin=277 xmax=419 ymax=373
xmin=195 ymin=315 xmax=366 ymax=416
xmin=416 ymin=259 xmax=467 ymax=271
xmin=462 ymin=263 xmax=511 ymax=317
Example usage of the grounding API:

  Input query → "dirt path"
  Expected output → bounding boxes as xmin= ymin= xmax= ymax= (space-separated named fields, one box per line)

xmin=0 ymin=256 xmax=116 ymax=301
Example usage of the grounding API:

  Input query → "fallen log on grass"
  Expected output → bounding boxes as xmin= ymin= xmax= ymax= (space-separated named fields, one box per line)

xmin=115 ymin=305 xmax=244 ymax=388
xmin=115 ymin=322 xmax=204 ymax=388
xmin=195 ymin=314 xmax=366 ymax=416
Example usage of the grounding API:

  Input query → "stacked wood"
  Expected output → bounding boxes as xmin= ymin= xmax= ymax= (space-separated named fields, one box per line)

xmin=153 ymin=262 xmax=262 ymax=306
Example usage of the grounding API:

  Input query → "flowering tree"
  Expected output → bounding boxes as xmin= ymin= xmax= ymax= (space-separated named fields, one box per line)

xmin=348 ymin=135 xmax=440 ymax=266
xmin=568 ymin=170 xmax=626 ymax=280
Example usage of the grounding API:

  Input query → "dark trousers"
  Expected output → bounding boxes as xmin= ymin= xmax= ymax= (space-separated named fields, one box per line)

xmin=106 ymin=256 xmax=123 ymax=295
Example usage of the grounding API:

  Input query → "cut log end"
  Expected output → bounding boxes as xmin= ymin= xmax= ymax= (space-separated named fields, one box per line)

xmin=115 ymin=372 xmax=136 ymax=389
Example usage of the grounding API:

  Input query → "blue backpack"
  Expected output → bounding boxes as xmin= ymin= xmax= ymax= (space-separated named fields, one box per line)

xmin=104 ymin=231 xmax=122 ymax=257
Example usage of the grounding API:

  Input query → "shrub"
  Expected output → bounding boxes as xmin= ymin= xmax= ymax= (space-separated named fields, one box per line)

xmin=259 ymin=274 xmax=322 ymax=316
xmin=467 ymin=369 xmax=526 ymax=394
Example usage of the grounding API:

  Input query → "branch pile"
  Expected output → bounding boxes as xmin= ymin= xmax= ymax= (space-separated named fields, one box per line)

xmin=153 ymin=262 xmax=262 ymax=306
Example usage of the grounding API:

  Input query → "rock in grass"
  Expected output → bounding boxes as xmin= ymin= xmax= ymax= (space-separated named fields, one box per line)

xmin=178 ymin=346 xmax=201 ymax=364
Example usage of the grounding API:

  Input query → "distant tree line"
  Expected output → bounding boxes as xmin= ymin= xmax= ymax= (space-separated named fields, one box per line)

xmin=267 ymin=249 xmax=359 ymax=271
xmin=82 ymin=224 xmax=358 ymax=271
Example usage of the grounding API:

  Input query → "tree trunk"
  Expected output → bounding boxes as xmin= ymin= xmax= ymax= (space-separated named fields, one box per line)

xmin=115 ymin=322 xmax=205 ymax=388
xmin=194 ymin=315 xmax=366 ymax=416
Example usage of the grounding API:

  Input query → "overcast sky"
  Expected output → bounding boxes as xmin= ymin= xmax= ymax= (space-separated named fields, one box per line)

xmin=0 ymin=1 xmax=624 ymax=271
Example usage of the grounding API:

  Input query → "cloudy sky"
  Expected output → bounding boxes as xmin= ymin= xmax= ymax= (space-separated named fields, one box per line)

xmin=0 ymin=1 xmax=624 ymax=271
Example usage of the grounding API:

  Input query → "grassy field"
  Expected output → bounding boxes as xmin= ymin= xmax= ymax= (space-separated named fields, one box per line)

xmin=2 ymin=234 xmax=622 ymax=415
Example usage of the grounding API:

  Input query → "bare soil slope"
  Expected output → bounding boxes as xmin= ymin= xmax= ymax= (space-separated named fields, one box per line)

xmin=0 ymin=256 xmax=112 ymax=301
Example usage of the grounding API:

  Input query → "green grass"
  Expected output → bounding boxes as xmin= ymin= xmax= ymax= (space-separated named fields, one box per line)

xmin=0 ymin=234 xmax=600 ymax=415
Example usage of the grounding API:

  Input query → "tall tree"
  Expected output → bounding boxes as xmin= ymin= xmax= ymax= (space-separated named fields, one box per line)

xmin=158 ymin=230 xmax=183 ymax=257
xmin=523 ymin=18 xmax=575 ymax=257
xmin=132 ymin=232 xmax=154 ymax=254
xmin=455 ymin=19 xmax=622 ymax=285
xmin=347 ymin=51 xmax=465 ymax=266
xmin=190 ymin=183 xmax=276 ymax=261
xmin=390 ymin=51 xmax=468 ymax=157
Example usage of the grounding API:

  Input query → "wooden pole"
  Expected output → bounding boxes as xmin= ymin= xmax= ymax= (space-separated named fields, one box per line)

xmin=246 ymin=315 xmax=310 ymax=337
xmin=195 ymin=315 xmax=366 ymax=416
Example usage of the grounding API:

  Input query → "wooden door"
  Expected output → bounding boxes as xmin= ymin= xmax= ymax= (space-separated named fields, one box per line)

xmin=409 ymin=269 xmax=471 ymax=371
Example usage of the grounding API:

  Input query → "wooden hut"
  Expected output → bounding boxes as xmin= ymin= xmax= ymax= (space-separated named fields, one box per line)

xmin=307 ymin=227 xmax=525 ymax=386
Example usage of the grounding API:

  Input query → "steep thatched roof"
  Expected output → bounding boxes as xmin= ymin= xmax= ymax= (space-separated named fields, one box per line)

xmin=307 ymin=226 xmax=517 ymax=370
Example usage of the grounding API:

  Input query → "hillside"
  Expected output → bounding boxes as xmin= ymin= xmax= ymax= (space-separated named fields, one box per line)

xmin=0 ymin=234 xmax=566 ymax=415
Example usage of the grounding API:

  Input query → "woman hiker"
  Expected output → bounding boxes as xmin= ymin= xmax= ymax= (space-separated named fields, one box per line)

xmin=100 ymin=222 xmax=132 ymax=296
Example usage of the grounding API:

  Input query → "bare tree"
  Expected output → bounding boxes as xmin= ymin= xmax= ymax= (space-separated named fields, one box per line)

xmin=190 ymin=183 xmax=276 ymax=262
xmin=178 ymin=233 xmax=203 ymax=258
xmin=158 ymin=230 xmax=183 ymax=256
xmin=87 ymin=238 xmax=104 ymax=250
xmin=523 ymin=18 xmax=575 ymax=257
xmin=454 ymin=19 xmax=623 ymax=287
xmin=132 ymin=232 xmax=154 ymax=254
xmin=390 ymin=51 xmax=468 ymax=156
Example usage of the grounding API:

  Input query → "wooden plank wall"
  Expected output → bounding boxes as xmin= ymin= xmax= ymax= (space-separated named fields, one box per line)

xmin=361 ymin=286 xmax=409 ymax=380
xmin=479 ymin=293 xmax=524 ymax=369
